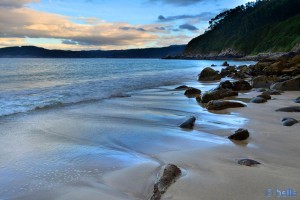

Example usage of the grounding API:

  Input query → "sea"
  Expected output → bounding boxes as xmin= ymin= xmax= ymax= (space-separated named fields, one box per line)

xmin=0 ymin=58 xmax=258 ymax=199
xmin=0 ymin=58 xmax=255 ymax=117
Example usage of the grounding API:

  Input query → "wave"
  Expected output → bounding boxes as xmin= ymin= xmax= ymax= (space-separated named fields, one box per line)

xmin=0 ymin=93 xmax=133 ymax=118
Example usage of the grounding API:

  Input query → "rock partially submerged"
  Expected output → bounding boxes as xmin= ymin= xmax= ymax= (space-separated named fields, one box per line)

xmin=250 ymin=96 xmax=267 ymax=103
xmin=217 ymin=80 xmax=233 ymax=90
xmin=276 ymin=106 xmax=300 ymax=112
xmin=238 ymin=159 xmax=261 ymax=167
xmin=257 ymin=94 xmax=271 ymax=100
xmin=201 ymin=89 xmax=238 ymax=103
xmin=295 ymin=97 xmax=300 ymax=103
xmin=184 ymin=87 xmax=201 ymax=97
xmin=150 ymin=164 xmax=181 ymax=200
xmin=179 ymin=116 xmax=196 ymax=129
xmin=261 ymin=89 xmax=282 ymax=95
xmin=198 ymin=67 xmax=221 ymax=81
xmin=232 ymin=80 xmax=252 ymax=91
xmin=175 ymin=85 xmax=189 ymax=90
xmin=207 ymin=100 xmax=246 ymax=110
xmin=222 ymin=61 xmax=230 ymax=66
xmin=281 ymin=117 xmax=299 ymax=126
xmin=228 ymin=128 xmax=249 ymax=141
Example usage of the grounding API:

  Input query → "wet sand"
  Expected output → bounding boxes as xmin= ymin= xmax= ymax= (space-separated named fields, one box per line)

xmin=0 ymin=79 xmax=299 ymax=200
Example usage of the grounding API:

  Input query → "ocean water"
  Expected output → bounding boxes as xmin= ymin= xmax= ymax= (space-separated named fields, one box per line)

xmin=0 ymin=58 xmax=257 ymax=199
xmin=0 ymin=58 xmax=255 ymax=117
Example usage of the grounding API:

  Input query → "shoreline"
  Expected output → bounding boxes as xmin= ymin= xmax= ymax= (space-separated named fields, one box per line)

xmin=163 ymin=51 xmax=299 ymax=61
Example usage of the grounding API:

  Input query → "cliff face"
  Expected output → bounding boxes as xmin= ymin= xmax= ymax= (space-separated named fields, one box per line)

xmin=183 ymin=0 xmax=300 ymax=59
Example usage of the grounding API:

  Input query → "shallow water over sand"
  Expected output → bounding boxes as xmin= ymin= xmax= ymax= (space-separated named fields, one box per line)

xmin=0 ymin=59 xmax=257 ymax=199
xmin=0 ymin=81 xmax=251 ymax=199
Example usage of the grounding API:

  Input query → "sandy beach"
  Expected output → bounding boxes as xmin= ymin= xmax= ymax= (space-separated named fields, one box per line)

xmin=0 ymin=75 xmax=299 ymax=200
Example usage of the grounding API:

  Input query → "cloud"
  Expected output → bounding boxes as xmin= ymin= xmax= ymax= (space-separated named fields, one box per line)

xmin=0 ymin=38 xmax=25 ymax=48
xmin=119 ymin=26 xmax=146 ymax=32
xmin=0 ymin=6 xmax=158 ymax=49
xmin=179 ymin=23 xmax=199 ymax=31
xmin=149 ymin=0 xmax=218 ymax=6
xmin=158 ymin=12 xmax=215 ymax=22
xmin=0 ymin=0 xmax=39 ymax=8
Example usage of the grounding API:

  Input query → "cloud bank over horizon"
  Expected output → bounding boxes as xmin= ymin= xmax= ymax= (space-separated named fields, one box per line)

xmin=0 ymin=0 xmax=251 ymax=50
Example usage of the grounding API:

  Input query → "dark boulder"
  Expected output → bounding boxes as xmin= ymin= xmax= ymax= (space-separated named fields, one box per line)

xmin=217 ymin=80 xmax=233 ymax=90
xmin=261 ymin=90 xmax=282 ymax=95
xmin=222 ymin=61 xmax=230 ymax=66
xmin=175 ymin=85 xmax=189 ymax=90
xmin=228 ymin=128 xmax=249 ymax=141
xmin=294 ymin=97 xmax=300 ymax=103
xmin=207 ymin=100 xmax=246 ymax=110
xmin=150 ymin=164 xmax=181 ymax=200
xmin=276 ymin=106 xmax=300 ymax=112
xmin=257 ymin=94 xmax=271 ymax=100
xmin=251 ymin=75 xmax=279 ymax=88
xmin=201 ymin=89 xmax=238 ymax=103
xmin=232 ymin=80 xmax=252 ymax=91
xmin=195 ymin=95 xmax=202 ymax=103
xmin=238 ymin=159 xmax=261 ymax=167
xmin=198 ymin=67 xmax=221 ymax=81
xmin=184 ymin=87 xmax=201 ymax=97
xmin=271 ymin=76 xmax=300 ymax=91
xmin=179 ymin=117 xmax=196 ymax=129
xmin=256 ymin=88 xmax=268 ymax=92
xmin=281 ymin=117 xmax=298 ymax=126
xmin=250 ymin=97 xmax=267 ymax=103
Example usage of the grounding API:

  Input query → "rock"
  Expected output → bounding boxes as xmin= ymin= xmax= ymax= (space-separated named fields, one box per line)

xmin=150 ymin=164 xmax=181 ymax=200
xmin=179 ymin=117 xmax=196 ymax=129
xmin=281 ymin=117 xmax=298 ymax=126
xmin=226 ymin=66 xmax=236 ymax=72
xmin=220 ymin=68 xmax=230 ymax=77
xmin=228 ymin=128 xmax=249 ymax=140
xmin=256 ymin=88 xmax=268 ymax=92
xmin=201 ymin=89 xmax=238 ymax=103
xmin=184 ymin=87 xmax=201 ymax=97
xmin=207 ymin=100 xmax=246 ymax=110
xmin=257 ymin=94 xmax=271 ymax=100
xmin=261 ymin=90 xmax=282 ymax=95
xmin=262 ymin=61 xmax=287 ymax=75
xmin=294 ymin=97 xmax=300 ymax=103
xmin=276 ymin=106 xmax=300 ymax=112
xmin=232 ymin=80 xmax=252 ymax=91
xmin=271 ymin=76 xmax=300 ymax=91
xmin=251 ymin=75 xmax=279 ymax=88
xmin=175 ymin=85 xmax=189 ymax=90
xmin=222 ymin=61 xmax=229 ymax=66
xmin=211 ymin=64 xmax=216 ymax=67
xmin=250 ymin=97 xmax=267 ymax=103
xmin=217 ymin=80 xmax=233 ymax=90
xmin=198 ymin=67 xmax=221 ymax=81
xmin=238 ymin=159 xmax=261 ymax=167
xmin=195 ymin=95 xmax=202 ymax=103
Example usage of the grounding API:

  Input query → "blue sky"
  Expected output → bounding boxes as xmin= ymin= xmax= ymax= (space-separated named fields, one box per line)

xmin=0 ymin=0 xmax=252 ymax=50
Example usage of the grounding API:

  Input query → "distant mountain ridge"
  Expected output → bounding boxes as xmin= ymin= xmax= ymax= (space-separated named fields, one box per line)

xmin=0 ymin=45 xmax=185 ymax=58
xmin=183 ymin=0 xmax=300 ymax=59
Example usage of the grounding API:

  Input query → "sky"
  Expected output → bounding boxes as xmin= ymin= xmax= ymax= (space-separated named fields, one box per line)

xmin=0 ymin=0 xmax=252 ymax=50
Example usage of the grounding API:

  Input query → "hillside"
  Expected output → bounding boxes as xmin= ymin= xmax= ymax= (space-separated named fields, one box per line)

xmin=183 ymin=0 xmax=300 ymax=59
xmin=0 ymin=45 xmax=185 ymax=58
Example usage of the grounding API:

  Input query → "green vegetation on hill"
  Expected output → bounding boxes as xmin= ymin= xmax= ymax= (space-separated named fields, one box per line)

xmin=184 ymin=0 xmax=300 ymax=57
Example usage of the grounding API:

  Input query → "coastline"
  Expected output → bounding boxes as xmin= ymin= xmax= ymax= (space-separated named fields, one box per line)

xmin=1 ymin=73 xmax=299 ymax=199
xmin=163 ymin=51 xmax=300 ymax=61
xmin=2 ymin=77 xmax=300 ymax=200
